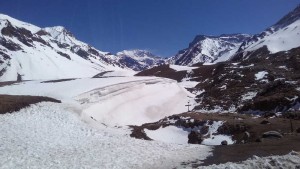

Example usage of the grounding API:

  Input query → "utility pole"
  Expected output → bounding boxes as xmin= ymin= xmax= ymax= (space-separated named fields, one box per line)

xmin=185 ymin=101 xmax=191 ymax=112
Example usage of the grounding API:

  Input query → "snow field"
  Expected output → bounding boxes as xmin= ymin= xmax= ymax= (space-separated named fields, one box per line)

xmin=0 ymin=102 xmax=212 ymax=169
xmin=77 ymin=78 xmax=194 ymax=126
xmin=0 ymin=76 xmax=196 ymax=126
xmin=245 ymin=20 xmax=300 ymax=53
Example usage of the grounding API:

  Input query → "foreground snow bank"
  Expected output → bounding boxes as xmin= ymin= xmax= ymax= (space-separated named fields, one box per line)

xmin=0 ymin=103 xmax=211 ymax=169
xmin=199 ymin=152 xmax=300 ymax=169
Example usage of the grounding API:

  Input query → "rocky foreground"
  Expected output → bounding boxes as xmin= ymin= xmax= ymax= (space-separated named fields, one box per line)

xmin=130 ymin=111 xmax=300 ymax=166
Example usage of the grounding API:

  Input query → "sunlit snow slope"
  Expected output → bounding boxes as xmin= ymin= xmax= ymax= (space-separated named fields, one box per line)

xmin=0 ymin=14 xmax=125 ymax=81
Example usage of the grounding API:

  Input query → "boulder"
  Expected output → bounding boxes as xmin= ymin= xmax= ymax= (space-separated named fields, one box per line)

xmin=255 ymin=138 xmax=263 ymax=142
xmin=260 ymin=120 xmax=271 ymax=124
xmin=221 ymin=140 xmax=228 ymax=145
xmin=188 ymin=131 xmax=203 ymax=144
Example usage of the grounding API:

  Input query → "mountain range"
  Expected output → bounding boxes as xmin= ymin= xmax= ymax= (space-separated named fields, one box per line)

xmin=137 ymin=4 xmax=300 ymax=114
xmin=1 ymin=5 xmax=300 ymax=81
xmin=0 ymin=14 xmax=164 ymax=81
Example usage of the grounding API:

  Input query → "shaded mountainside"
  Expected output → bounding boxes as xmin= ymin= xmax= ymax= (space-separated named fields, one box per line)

xmin=169 ymin=34 xmax=250 ymax=66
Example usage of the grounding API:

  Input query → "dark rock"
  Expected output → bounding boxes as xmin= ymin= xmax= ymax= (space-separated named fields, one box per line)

xmin=200 ymin=126 xmax=209 ymax=135
xmin=242 ymin=131 xmax=251 ymax=143
xmin=260 ymin=120 xmax=271 ymax=124
xmin=57 ymin=51 xmax=71 ymax=60
xmin=255 ymin=138 xmax=263 ymax=142
xmin=32 ymin=36 xmax=51 ymax=47
xmin=17 ymin=73 xmax=22 ymax=82
xmin=188 ymin=131 xmax=203 ymax=144
xmin=56 ymin=42 xmax=70 ymax=49
xmin=1 ymin=21 xmax=33 ymax=47
xmin=296 ymin=128 xmax=300 ymax=133
xmin=72 ymin=47 xmax=89 ymax=59
xmin=262 ymin=131 xmax=283 ymax=139
xmin=88 ymin=47 xmax=100 ymax=56
xmin=221 ymin=140 xmax=228 ymax=145
xmin=35 ymin=30 xmax=50 ymax=36
xmin=0 ymin=51 xmax=11 ymax=60
xmin=0 ymin=37 xmax=22 ymax=51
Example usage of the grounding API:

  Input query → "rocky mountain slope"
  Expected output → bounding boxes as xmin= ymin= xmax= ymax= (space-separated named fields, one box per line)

xmin=0 ymin=14 xmax=127 ymax=81
xmin=0 ymin=14 xmax=166 ymax=81
xmin=137 ymin=5 xmax=300 ymax=115
xmin=115 ymin=50 xmax=165 ymax=71
xmin=234 ymin=4 xmax=300 ymax=60
xmin=169 ymin=34 xmax=250 ymax=66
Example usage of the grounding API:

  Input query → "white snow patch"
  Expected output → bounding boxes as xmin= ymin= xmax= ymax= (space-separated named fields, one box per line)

xmin=241 ymin=92 xmax=258 ymax=101
xmin=169 ymin=65 xmax=198 ymax=71
xmin=219 ymin=85 xmax=227 ymax=90
xmin=202 ymin=135 xmax=234 ymax=146
xmin=179 ymin=80 xmax=199 ymax=88
xmin=201 ymin=121 xmax=235 ymax=146
xmin=145 ymin=126 xmax=189 ymax=144
xmin=255 ymin=71 xmax=269 ymax=80
xmin=278 ymin=66 xmax=288 ymax=70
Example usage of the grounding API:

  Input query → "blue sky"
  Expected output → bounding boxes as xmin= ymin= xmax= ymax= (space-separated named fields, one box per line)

xmin=0 ymin=0 xmax=299 ymax=57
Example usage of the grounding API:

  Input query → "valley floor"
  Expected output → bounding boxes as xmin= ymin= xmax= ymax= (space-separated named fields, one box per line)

xmin=0 ymin=75 xmax=299 ymax=168
xmin=0 ymin=76 xmax=210 ymax=168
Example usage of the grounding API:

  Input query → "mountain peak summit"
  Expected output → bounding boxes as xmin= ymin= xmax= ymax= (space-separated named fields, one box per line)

xmin=273 ymin=4 xmax=300 ymax=30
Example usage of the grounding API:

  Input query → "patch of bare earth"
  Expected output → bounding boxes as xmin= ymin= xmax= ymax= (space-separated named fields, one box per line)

xmin=130 ymin=112 xmax=300 ymax=166
xmin=183 ymin=112 xmax=300 ymax=166
xmin=0 ymin=95 xmax=61 ymax=114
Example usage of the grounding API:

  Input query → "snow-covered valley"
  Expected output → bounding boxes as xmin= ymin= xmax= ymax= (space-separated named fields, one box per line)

xmin=0 ymin=74 xmax=213 ymax=168
xmin=0 ymin=102 xmax=211 ymax=169
xmin=1 ymin=2 xmax=300 ymax=168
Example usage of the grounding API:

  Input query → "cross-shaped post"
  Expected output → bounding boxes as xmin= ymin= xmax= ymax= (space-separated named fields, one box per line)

xmin=185 ymin=101 xmax=191 ymax=112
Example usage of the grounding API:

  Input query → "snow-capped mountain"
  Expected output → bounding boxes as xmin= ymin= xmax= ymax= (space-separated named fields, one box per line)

xmin=115 ymin=50 xmax=165 ymax=71
xmin=138 ymin=4 xmax=300 ymax=114
xmin=234 ymin=5 xmax=300 ymax=60
xmin=0 ymin=14 xmax=127 ymax=81
xmin=170 ymin=34 xmax=250 ymax=66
